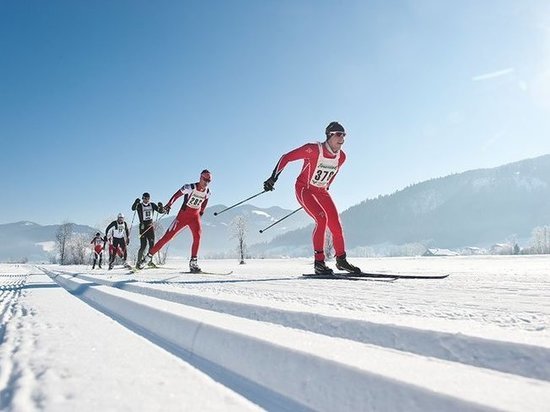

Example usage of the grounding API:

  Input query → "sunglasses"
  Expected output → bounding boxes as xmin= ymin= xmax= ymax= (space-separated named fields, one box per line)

xmin=329 ymin=131 xmax=346 ymax=137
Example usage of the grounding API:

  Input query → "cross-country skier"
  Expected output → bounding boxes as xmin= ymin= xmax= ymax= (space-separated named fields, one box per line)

xmin=132 ymin=192 xmax=164 ymax=269
xmin=105 ymin=213 xmax=130 ymax=270
xmin=90 ymin=232 xmax=105 ymax=269
xmin=263 ymin=121 xmax=361 ymax=275
xmin=143 ymin=170 xmax=211 ymax=273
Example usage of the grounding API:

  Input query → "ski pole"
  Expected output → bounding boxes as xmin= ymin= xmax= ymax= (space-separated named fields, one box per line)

xmin=214 ymin=190 xmax=267 ymax=216
xmin=259 ymin=207 xmax=303 ymax=233
xmin=128 ymin=209 xmax=137 ymax=238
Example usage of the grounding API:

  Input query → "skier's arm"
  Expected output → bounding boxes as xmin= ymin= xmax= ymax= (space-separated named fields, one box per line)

xmin=264 ymin=144 xmax=311 ymax=190
xmin=199 ymin=197 xmax=209 ymax=216
xmin=131 ymin=198 xmax=140 ymax=211
xmin=105 ymin=221 xmax=116 ymax=236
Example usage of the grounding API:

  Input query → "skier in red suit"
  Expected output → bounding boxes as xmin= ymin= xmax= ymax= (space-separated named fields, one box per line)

xmin=263 ymin=121 xmax=361 ymax=275
xmin=144 ymin=170 xmax=212 ymax=273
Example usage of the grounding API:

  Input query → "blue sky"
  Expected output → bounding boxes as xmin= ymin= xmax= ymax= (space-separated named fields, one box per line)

xmin=1 ymin=0 xmax=550 ymax=227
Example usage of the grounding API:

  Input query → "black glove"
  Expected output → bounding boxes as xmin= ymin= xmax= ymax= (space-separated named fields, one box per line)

xmin=199 ymin=211 xmax=204 ymax=216
xmin=126 ymin=239 xmax=130 ymax=246
xmin=264 ymin=176 xmax=277 ymax=191
xmin=103 ymin=236 xmax=108 ymax=242
xmin=164 ymin=204 xmax=171 ymax=214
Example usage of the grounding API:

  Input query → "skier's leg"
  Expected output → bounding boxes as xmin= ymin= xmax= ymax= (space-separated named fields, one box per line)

xmin=149 ymin=214 xmax=187 ymax=256
xmin=296 ymin=185 xmax=328 ymax=262
xmin=315 ymin=191 xmax=345 ymax=257
xmin=137 ymin=234 xmax=147 ymax=264
xmin=189 ymin=216 xmax=202 ymax=258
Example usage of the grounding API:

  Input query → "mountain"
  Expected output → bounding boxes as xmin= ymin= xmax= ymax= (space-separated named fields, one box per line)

xmin=4 ymin=155 xmax=550 ymax=261
xmin=147 ymin=204 xmax=311 ymax=258
xmin=0 ymin=205 xmax=311 ymax=262
xmin=0 ymin=221 xmax=98 ymax=262
xmin=264 ymin=154 xmax=550 ymax=254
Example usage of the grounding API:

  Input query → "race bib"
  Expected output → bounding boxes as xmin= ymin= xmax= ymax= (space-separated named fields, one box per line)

xmin=187 ymin=190 xmax=207 ymax=209
xmin=310 ymin=143 xmax=339 ymax=188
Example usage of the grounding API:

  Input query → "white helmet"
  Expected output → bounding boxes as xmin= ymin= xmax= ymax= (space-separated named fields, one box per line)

xmin=117 ymin=213 xmax=124 ymax=219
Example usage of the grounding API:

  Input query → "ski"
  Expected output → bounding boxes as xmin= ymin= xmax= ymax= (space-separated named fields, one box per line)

xmin=302 ymin=273 xmax=397 ymax=282
xmin=303 ymin=272 xmax=449 ymax=280
xmin=180 ymin=270 xmax=233 ymax=276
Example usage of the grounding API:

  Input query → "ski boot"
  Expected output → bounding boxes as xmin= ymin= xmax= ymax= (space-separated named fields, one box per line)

xmin=314 ymin=260 xmax=334 ymax=275
xmin=335 ymin=254 xmax=361 ymax=274
xmin=108 ymin=263 xmax=113 ymax=270
xmin=189 ymin=257 xmax=201 ymax=273
xmin=147 ymin=260 xmax=157 ymax=268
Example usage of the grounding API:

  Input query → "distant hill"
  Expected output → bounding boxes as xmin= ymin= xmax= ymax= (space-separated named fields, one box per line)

xmin=0 ymin=205 xmax=311 ymax=262
xmin=4 ymin=155 xmax=550 ymax=261
xmin=263 ymin=154 xmax=550 ymax=254
xmin=0 ymin=221 xmax=98 ymax=262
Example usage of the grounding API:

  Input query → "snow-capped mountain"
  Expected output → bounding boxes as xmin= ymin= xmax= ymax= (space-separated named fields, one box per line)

xmin=145 ymin=204 xmax=311 ymax=258
xmin=0 ymin=205 xmax=312 ymax=262
xmin=0 ymin=221 xmax=98 ymax=262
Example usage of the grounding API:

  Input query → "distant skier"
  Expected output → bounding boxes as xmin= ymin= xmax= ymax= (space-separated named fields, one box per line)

xmin=105 ymin=213 xmax=130 ymax=270
xmin=263 ymin=121 xmax=361 ymax=275
xmin=132 ymin=192 xmax=164 ymax=269
xmin=142 ymin=170 xmax=211 ymax=273
xmin=90 ymin=232 xmax=105 ymax=269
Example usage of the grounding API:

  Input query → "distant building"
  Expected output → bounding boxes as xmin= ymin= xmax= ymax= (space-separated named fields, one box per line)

xmin=462 ymin=246 xmax=486 ymax=255
xmin=423 ymin=248 xmax=459 ymax=257
xmin=490 ymin=243 xmax=513 ymax=255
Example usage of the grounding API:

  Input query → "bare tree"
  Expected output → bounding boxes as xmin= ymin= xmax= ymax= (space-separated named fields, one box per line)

xmin=324 ymin=232 xmax=334 ymax=260
xmin=230 ymin=216 xmax=247 ymax=264
xmin=55 ymin=222 xmax=74 ymax=265
xmin=530 ymin=226 xmax=550 ymax=254
xmin=68 ymin=233 xmax=91 ymax=265
xmin=154 ymin=220 xmax=169 ymax=265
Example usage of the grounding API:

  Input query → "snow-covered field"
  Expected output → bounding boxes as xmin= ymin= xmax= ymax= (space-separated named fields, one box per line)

xmin=1 ymin=255 xmax=549 ymax=411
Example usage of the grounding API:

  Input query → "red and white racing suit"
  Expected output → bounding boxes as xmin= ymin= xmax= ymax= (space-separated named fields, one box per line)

xmin=270 ymin=142 xmax=346 ymax=261
xmin=149 ymin=183 xmax=210 ymax=258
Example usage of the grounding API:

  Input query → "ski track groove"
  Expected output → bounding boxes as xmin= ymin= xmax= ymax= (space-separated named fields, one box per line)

xmin=47 ymin=268 xmax=550 ymax=383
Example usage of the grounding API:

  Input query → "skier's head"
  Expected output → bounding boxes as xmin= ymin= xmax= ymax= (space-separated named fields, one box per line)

xmin=96 ymin=232 xmax=101 ymax=237
xmin=142 ymin=192 xmax=150 ymax=204
xmin=200 ymin=169 xmax=212 ymax=187
xmin=324 ymin=121 xmax=346 ymax=152
xmin=117 ymin=213 xmax=124 ymax=222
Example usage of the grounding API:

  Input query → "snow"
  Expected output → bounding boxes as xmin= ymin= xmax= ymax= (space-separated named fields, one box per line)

xmin=251 ymin=210 xmax=273 ymax=220
xmin=1 ymin=256 xmax=549 ymax=411
xmin=35 ymin=241 xmax=56 ymax=253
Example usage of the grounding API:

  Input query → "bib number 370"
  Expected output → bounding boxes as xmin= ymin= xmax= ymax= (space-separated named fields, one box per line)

xmin=312 ymin=169 xmax=335 ymax=186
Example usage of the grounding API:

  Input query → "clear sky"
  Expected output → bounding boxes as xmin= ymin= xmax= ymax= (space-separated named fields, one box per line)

xmin=2 ymin=0 xmax=550 ymax=228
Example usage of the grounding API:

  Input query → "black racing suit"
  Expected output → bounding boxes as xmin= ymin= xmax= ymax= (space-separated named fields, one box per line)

xmin=132 ymin=201 xmax=161 ymax=264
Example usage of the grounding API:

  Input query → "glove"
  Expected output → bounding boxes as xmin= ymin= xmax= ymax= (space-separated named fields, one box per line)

xmin=199 ymin=211 xmax=204 ymax=217
xmin=263 ymin=176 xmax=277 ymax=191
xmin=103 ymin=236 xmax=108 ymax=242
xmin=164 ymin=204 xmax=171 ymax=214
xmin=126 ymin=239 xmax=130 ymax=246
xmin=133 ymin=198 xmax=140 ymax=207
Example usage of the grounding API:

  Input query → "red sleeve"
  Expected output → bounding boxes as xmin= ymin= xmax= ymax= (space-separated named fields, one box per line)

xmin=166 ymin=190 xmax=184 ymax=208
xmin=271 ymin=143 xmax=316 ymax=179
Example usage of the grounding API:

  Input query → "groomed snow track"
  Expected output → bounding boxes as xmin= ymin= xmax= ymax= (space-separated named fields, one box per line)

xmin=40 ymin=267 xmax=550 ymax=412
